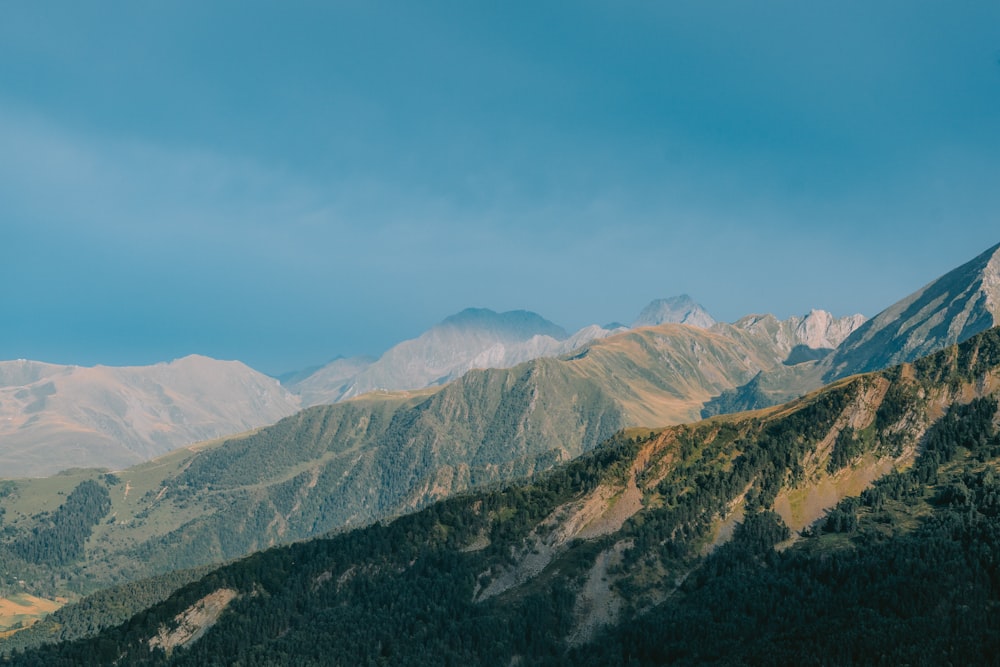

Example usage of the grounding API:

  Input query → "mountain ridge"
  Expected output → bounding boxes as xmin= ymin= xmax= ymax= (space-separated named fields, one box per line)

xmin=290 ymin=308 xmax=625 ymax=406
xmin=701 ymin=242 xmax=1000 ymax=416
xmin=824 ymin=241 xmax=1000 ymax=380
xmin=0 ymin=303 xmax=861 ymax=477
xmin=0 ymin=355 xmax=302 ymax=477
xmin=290 ymin=299 xmax=864 ymax=409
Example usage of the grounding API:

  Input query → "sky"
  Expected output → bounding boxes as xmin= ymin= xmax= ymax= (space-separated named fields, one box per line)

xmin=2 ymin=1 xmax=999 ymax=375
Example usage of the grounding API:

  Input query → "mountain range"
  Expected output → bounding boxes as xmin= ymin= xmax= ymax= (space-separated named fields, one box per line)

xmin=288 ymin=308 xmax=626 ymax=406
xmin=1 ymin=241 xmax=999 ymax=660
xmin=705 ymin=242 xmax=1000 ymax=416
xmin=2 ymin=320 xmax=856 ymax=593
xmin=0 ymin=308 xmax=619 ymax=477
xmin=0 ymin=297 xmax=861 ymax=477
xmin=8 ymin=321 xmax=1000 ymax=664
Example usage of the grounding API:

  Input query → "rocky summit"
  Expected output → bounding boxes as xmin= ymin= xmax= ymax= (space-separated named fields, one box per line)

xmin=824 ymin=242 xmax=1000 ymax=380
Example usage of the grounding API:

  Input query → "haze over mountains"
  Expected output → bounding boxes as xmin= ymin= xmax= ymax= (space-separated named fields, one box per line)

xmin=632 ymin=294 xmax=716 ymax=329
xmin=0 ymin=356 xmax=300 ymax=477
xmin=0 ymin=296 xmax=859 ymax=477
xmin=1 ymin=241 xmax=999 ymax=661
xmin=1 ymin=242 xmax=997 ymax=483
xmin=288 ymin=308 xmax=626 ymax=407
xmin=286 ymin=297 xmax=863 ymax=409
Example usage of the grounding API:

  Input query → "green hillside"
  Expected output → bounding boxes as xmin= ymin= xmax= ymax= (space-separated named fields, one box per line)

xmin=7 ymin=327 xmax=999 ymax=664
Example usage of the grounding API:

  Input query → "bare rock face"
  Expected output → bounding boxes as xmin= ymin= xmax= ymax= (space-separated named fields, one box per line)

xmin=0 ymin=355 xmax=302 ymax=477
xmin=632 ymin=295 xmax=716 ymax=329
xmin=793 ymin=309 xmax=868 ymax=350
xmin=704 ymin=242 xmax=1000 ymax=417
xmin=148 ymin=589 xmax=239 ymax=654
xmin=824 ymin=242 xmax=1000 ymax=381
xmin=727 ymin=309 xmax=867 ymax=360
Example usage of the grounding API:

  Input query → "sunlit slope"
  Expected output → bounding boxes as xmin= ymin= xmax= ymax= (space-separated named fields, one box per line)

xmin=706 ymin=240 xmax=1000 ymax=415
xmin=562 ymin=323 xmax=783 ymax=425
xmin=824 ymin=241 xmax=1000 ymax=380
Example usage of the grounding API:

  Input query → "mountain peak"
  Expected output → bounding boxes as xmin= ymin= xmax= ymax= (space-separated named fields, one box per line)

xmin=439 ymin=308 xmax=568 ymax=341
xmin=794 ymin=309 xmax=867 ymax=349
xmin=632 ymin=295 xmax=716 ymax=329
xmin=825 ymin=241 xmax=1000 ymax=380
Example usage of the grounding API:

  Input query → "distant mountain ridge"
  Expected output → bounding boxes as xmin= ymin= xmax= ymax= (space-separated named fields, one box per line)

xmin=632 ymin=294 xmax=716 ymax=328
xmin=0 ymin=299 xmax=859 ymax=477
xmin=9 ymin=237 xmax=998 ymax=482
xmin=285 ymin=355 xmax=376 ymax=408
xmin=0 ymin=355 xmax=301 ymax=477
xmin=290 ymin=296 xmax=865 ymax=409
xmin=290 ymin=308 xmax=626 ymax=406
xmin=440 ymin=307 xmax=569 ymax=339
xmin=727 ymin=309 xmax=867 ymax=362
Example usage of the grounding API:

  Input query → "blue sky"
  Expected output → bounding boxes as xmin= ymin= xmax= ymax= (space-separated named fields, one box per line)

xmin=2 ymin=1 xmax=999 ymax=375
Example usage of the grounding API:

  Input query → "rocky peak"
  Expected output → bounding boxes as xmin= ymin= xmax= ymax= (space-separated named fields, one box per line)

xmin=633 ymin=295 xmax=716 ymax=329
xmin=792 ymin=309 xmax=867 ymax=350
xmin=983 ymin=243 xmax=1000 ymax=313
xmin=729 ymin=310 xmax=866 ymax=352
xmin=440 ymin=308 xmax=568 ymax=341
xmin=824 ymin=241 xmax=1000 ymax=380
